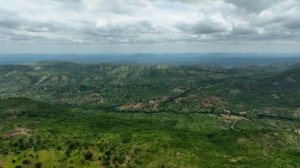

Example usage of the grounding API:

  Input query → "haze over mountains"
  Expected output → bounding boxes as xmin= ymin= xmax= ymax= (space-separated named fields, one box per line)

xmin=1 ymin=53 xmax=300 ymax=66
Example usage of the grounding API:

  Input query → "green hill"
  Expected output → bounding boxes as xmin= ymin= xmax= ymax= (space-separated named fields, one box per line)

xmin=1 ymin=62 xmax=300 ymax=167
xmin=0 ymin=97 xmax=68 ymax=118
xmin=265 ymin=64 xmax=300 ymax=86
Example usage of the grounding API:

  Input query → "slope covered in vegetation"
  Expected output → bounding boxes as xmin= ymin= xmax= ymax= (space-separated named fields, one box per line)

xmin=0 ymin=62 xmax=300 ymax=167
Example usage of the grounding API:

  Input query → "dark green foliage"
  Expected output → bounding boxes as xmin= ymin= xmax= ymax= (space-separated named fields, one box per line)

xmin=84 ymin=151 xmax=93 ymax=160
xmin=0 ymin=62 xmax=300 ymax=167
xmin=22 ymin=160 xmax=30 ymax=164
xmin=35 ymin=162 xmax=42 ymax=168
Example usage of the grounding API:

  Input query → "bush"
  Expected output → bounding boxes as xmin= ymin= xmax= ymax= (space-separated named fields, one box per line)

xmin=65 ymin=148 xmax=72 ymax=157
xmin=35 ymin=162 xmax=42 ymax=168
xmin=56 ymin=146 xmax=62 ymax=150
xmin=22 ymin=160 xmax=30 ymax=164
xmin=84 ymin=151 xmax=93 ymax=160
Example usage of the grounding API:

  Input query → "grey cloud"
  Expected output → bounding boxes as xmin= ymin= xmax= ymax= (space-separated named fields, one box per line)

xmin=280 ymin=14 xmax=300 ymax=31
xmin=0 ymin=17 xmax=59 ymax=33
xmin=286 ymin=22 xmax=300 ymax=29
xmin=88 ymin=20 xmax=155 ymax=35
xmin=0 ymin=30 xmax=50 ymax=43
xmin=70 ymin=19 xmax=161 ymax=44
xmin=231 ymin=26 xmax=257 ymax=35
xmin=0 ymin=0 xmax=299 ymax=52
xmin=224 ymin=0 xmax=281 ymax=12
xmin=50 ymin=0 xmax=82 ymax=3
xmin=176 ymin=21 xmax=227 ymax=34
xmin=0 ymin=19 xmax=19 ymax=29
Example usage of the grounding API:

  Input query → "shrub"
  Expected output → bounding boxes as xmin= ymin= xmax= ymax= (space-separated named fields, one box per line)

xmin=22 ymin=160 xmax=30 ymax=164
xmin=84 ymin=151 xmax=93 ymax=160
xmin=35 ymin=162 xmax=42 ymax=168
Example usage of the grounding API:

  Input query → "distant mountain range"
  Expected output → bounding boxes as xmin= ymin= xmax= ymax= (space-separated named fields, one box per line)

xmin=1 ymin=53 xmax=300 ymax=66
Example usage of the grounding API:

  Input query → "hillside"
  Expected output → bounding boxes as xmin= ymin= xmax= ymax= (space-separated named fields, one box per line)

xmin=1 ymin=97 xmax=300 ymax=168
xmin=0 ymin=62 xmax=300 ymax=167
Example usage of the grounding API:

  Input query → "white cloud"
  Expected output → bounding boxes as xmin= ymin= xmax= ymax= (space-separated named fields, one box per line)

xmin=0 ymin=0 xmax=299 ymax=53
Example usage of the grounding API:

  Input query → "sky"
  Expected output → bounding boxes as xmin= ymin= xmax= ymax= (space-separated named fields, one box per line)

xmin=0 ymin=0 xmax=300 ymax=54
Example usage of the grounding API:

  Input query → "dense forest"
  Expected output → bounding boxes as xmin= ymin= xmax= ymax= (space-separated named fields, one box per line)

xmin=0 ymin=61 xmax=300 ymax=167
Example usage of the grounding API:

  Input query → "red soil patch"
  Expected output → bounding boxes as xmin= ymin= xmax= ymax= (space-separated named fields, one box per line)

xmin=202 ymin=96 xmax=221 ymax=107
xmin=0 ymin=161 xmax=4 ymax=168
xmin=221 ymin=114 xmax=246 ymax=121
xmin=2 ymin=128 xmax=31 ymax=139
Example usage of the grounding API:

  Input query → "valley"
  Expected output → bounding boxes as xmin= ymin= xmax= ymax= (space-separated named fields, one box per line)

xmin=0 ymin=61 xmax=300 ymax=167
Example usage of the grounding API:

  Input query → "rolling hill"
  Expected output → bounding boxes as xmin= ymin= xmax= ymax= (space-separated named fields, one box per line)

xmin=0 ymin=61 xmax=300 ymax=167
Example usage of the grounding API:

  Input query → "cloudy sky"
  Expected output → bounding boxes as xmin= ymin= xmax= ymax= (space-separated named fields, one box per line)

xmin=0 ymin=0 xmax=300 ymax=53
